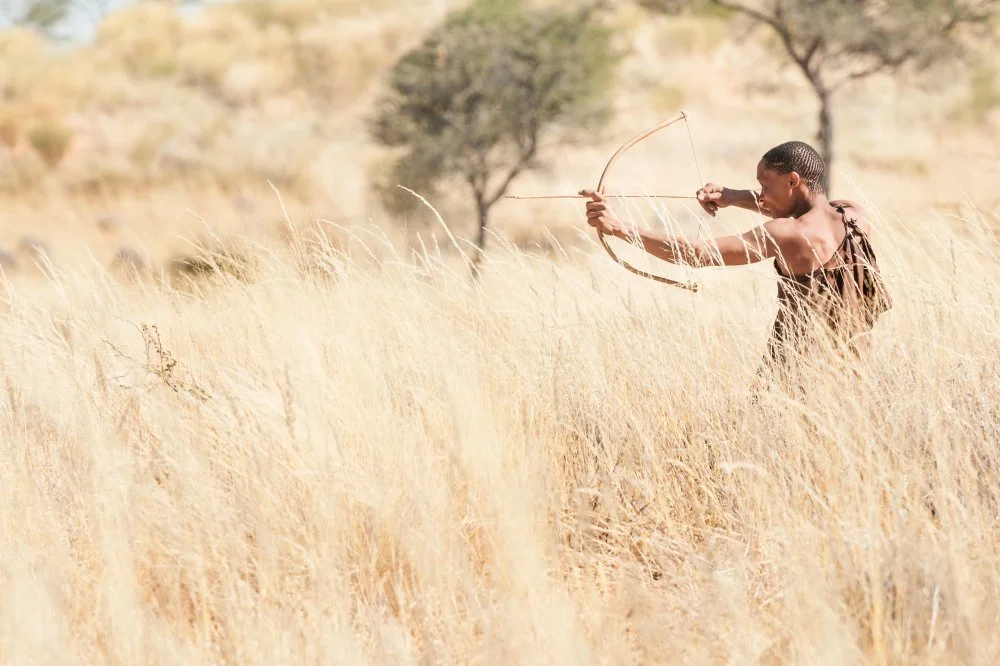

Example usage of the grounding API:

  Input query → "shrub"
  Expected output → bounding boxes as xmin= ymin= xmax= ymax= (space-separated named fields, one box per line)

xmin=970 ymin=64 xmax=1000 ymax=121
xmin=28 ymin=121 xmax=72 ymax=168
xmin=95 ymin=3 xmax=183 ymax=79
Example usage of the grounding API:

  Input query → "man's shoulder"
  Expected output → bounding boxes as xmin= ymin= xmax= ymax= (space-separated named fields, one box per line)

xmin=761 ymin=216 xmax=832 ymax=253
xmin=828 ymin=199 xmax=875 ymax=236
xmin=828 ymin=199 xmax=871 ymax=221
xmin=760 ymin=216 xmax=799 ymax=238
xmin=747 ymin=217 xmax=801 ymax=255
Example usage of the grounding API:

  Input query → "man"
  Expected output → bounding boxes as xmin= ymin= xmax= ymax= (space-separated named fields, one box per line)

xmin=580 ymin=141 xmax=892 ymax=370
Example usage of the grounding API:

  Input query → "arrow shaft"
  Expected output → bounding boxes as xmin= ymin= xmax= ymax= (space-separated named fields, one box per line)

xmin=506 ymin=194 xmax=696 ymax=200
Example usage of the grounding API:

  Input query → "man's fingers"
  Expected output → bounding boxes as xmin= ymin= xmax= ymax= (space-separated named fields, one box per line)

xmin=696 ymin=182 xmax=723 ymax=216
xmin=579 ymin=189 xmax=605 ymax=202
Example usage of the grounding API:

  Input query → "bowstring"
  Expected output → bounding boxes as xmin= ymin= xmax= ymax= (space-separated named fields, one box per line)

xmin=684 ymin=114 xmax=704 ymax=188
xmin=683 ymin=114 xmax=709 ymax=251
xmin=621 ymin=113 xmax=707 ymax=285
xmin=602 ymin=112 xmax=707 ymax=291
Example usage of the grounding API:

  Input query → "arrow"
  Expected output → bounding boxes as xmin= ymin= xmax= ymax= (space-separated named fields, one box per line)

xmin=505 ymin=194 xmax=696 ymax=200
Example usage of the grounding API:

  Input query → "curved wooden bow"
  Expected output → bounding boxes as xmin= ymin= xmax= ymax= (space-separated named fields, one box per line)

xmin=595 ymin=111 xmax=703 ymax=292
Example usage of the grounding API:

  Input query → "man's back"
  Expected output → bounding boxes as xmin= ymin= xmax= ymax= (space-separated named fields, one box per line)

xmin=764 ymin=199 xmax=891 ymax=366
xmin=768 ymin=200 xmax=871 ymax=277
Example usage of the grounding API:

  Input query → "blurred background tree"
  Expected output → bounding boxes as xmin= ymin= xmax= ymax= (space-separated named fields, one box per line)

xmin=0 ymin=0 xmax=202 ymax=39
xmin=0 ymin=0 xmax=75 ymax=32
xmin=641 ymin=0 xmax=1000 ymax=191
xmin=369 ymin=0 xmax=623 ymax=273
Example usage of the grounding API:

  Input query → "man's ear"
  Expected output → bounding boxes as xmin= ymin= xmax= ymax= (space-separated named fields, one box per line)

xmin=789 ymin=171 xmax=802 ymax=189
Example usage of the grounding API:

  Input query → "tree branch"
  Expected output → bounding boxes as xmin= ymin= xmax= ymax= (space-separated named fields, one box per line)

xmin=467 ymin=174 xmax=487 ymax=211
xmin=486 ymin=138 xmax=537 ymax=208
xmin=708 ymin=0 xmax=781 ymax=31
xmin=830 ymin=47 xmax=915 ymax=90
xmin=803 ymin=36 xmax=822 ymax=69
xmin=839 ymin=60 xmax=889 ymax=84
xmin=710 ymin=0 xmax=821 ymax=81
xmin=775 ymin=26 xmax=821 ymax=90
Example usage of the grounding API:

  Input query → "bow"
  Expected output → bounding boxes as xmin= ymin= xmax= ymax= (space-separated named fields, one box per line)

xmin=509 ymin=111 xmax=705 ymax=291
xmin=595 ymin=111 xmax=704 ymax=291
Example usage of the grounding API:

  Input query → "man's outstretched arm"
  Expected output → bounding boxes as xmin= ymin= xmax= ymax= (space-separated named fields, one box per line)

xmin=609 ymin=224 xmax=780 ymax=268
xmin=581 ymin=189 xmax=783 ymax=268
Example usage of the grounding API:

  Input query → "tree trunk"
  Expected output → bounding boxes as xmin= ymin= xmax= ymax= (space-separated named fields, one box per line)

xmin=470 ymin=197 xmax=489 ymax=280
xmin=795 ymin=57 xmax=834 ymax=194
xmin=816 ymin=87 xmax=834 ymax=194
xmin=476 ymin=200 xmax=489 ymax=251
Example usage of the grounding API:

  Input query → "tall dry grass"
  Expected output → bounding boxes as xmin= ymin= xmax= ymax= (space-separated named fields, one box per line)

xmin=1 ymin=2 xmax=998 ymax=663
xmin=1 ymin=193 xmax=998 ymax=664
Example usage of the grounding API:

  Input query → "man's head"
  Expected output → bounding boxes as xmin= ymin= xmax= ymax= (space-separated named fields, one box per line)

xmin=755 ymin=141 xmax=826 ymax=218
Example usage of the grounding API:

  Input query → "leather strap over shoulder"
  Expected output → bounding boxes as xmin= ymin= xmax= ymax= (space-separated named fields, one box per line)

xmin=835 ymin=205 xmax=864 ymax=235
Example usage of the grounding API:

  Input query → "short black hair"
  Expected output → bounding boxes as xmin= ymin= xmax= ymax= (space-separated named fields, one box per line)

xmin=760 ymin=141 xmax=826 ymax=193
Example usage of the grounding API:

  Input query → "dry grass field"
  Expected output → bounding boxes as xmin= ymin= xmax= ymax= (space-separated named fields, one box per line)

xmin=1 ymin=1 xmax=999 ymax=664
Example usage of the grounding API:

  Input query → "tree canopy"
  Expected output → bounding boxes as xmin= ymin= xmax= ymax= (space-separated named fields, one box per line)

xmin=370 ymin=0 xmax=622 ymax=267
xmin=642 ymin=0 xmax=1000 ymax=190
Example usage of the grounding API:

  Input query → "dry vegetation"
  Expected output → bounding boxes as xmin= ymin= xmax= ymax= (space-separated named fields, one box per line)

xmin=2 ymin=199 xmax=999 ymax=664
xmin=1 ymin=1 xmax=1000 ymax=664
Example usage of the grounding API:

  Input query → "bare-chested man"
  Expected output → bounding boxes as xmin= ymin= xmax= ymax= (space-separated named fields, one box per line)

xmin=581 ymin=141 xmax=892 ymax=370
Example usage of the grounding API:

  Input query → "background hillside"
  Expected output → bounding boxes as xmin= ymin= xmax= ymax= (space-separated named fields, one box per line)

xmin=0 ymin=0 xmax=997 ymax=276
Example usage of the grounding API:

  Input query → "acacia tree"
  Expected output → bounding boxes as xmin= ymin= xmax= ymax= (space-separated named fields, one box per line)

xmin=370 ymin=0 xmax=621 ymax=271
xmin=0 ymin=0 xmax=75 ymax=32
xmin=641 ymin=0 xmax=999 ymax=190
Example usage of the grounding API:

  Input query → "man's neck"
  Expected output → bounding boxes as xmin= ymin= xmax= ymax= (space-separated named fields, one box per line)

xmin=790 ymin=192 xmax=829 ymax=219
